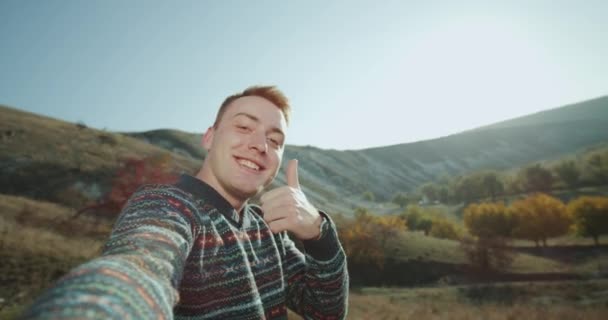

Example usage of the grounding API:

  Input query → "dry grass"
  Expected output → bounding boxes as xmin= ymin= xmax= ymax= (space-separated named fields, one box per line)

xmin=343 ymin=297 xmax=608 ymax=320
xmin=288 ymin=281 xmax=608 ymax=319
xmin=509 ymin=251 xmax=566 ymax=273
xmin=3 ymin=193 xmax=608 ymax=319
xmin=0 ymin=195 xmax=107 ymax=319
xmin=1 ymin=217 xmax=103 ymax=259
xmin=0 ymin=194 xmax=71 ymax=220
xmin=0 ymin=105 xmax=199 ymax=175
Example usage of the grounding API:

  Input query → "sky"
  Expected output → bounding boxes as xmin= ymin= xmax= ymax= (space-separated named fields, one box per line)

xmin=1 ymin=1 xmax=607 ymax=150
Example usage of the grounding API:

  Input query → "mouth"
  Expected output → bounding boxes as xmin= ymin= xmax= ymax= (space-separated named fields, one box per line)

xmin=234 ymin=156 xmax=265 ymax=172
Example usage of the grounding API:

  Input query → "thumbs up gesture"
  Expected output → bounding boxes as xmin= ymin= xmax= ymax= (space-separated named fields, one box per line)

xmin=260 ymin=159 xmax=323 ymax=240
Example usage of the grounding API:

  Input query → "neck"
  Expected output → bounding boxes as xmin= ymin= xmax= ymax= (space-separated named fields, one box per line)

xmin=195 ymin=167 xmax=246 ymax=211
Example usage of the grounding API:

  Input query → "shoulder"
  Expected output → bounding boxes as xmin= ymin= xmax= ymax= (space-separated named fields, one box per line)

xmin=127 ymin=183 xmax=197 ymax=211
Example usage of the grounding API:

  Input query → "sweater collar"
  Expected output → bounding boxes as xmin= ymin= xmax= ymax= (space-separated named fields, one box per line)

xmin=175 ymin=174 xmax=242 ymax=223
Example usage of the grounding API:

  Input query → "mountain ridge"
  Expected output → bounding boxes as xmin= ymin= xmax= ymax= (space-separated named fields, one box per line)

xmin=1 ymin=95 xmax=607 ymax=215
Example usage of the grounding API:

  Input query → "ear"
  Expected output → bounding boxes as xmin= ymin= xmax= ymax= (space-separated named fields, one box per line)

xmin=202 ymin=126 xmax=214 ymax=151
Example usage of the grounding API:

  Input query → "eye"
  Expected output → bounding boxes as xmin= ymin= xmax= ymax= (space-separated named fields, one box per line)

xmin=236 ymin=124 xmax=251 ymax=132
xmin=267 ymin=137 xmax=282 ymax=148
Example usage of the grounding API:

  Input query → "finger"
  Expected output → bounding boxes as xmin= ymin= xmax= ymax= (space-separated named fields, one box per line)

xmin=262 ymin=203 xmax=295 ymax=222
xmin=286 ymin=159 xmax=300 ymax=189
xmin=267 ymin=217 xmax=291 ymax=234
xmin=260 ymin=187 xmax=292 ymax=204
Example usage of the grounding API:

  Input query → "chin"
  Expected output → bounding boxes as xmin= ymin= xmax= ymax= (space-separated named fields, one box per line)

xmin=231 ymin=184 xmax=262 ymax=200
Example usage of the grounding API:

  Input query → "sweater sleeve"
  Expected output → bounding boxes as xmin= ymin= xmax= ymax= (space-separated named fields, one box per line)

xmin=282 ymin=212 xmax=349 ymax=319
xmin=20 ymin=186 xmax=200 ymax=320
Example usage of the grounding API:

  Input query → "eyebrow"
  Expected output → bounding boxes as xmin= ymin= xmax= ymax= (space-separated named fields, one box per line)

xmin=232 ymin=112 xmax=285 ymax=137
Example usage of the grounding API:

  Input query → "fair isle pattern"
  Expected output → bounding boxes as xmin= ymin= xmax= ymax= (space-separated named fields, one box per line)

xmin=22 ymin=175 xmax=348 ymax=320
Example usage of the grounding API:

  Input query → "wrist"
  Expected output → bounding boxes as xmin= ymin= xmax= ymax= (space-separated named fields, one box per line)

xmin=313 ymin=212 xmax=329 ymax=241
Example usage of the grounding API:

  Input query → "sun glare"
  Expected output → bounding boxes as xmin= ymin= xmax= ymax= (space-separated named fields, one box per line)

xmin=384 ymin=16 xmax=569 ymax=132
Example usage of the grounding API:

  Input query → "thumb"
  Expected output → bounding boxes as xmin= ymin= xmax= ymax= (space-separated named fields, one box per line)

xmin=286 ymin=159 xmax=300 ymax=189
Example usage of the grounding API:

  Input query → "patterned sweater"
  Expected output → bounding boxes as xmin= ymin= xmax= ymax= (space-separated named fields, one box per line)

xmin=22 ymin=174 xmax=348 ymax=319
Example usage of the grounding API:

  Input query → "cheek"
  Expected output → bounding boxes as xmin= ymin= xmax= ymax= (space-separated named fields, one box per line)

xmin=268 ymin=151 xmax=283 ymax=171
xmin=219 ymin=131 xmax=245 ymax=148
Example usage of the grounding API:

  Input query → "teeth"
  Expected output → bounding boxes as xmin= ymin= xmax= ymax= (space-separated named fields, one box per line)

xmin=238 ymin=159 xmax=260 ymax=171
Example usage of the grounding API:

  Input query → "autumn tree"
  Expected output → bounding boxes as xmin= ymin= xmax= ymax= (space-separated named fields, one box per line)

xmin=462 ymin=202 xmax=514 ymax=271
xmin=76 ymin=153 xmax=179 ymax=218
xmin=338 ymin=208 xmax=407 ymax=269
xmin=509 ymin=193 xmax=571 ymax=247
xmin=567 ymin=196 xmax=608 ymax=245
xmin=463 ymin=202 xmax=513 ymax=239
xmin=429 ymin=217 xmax=463 ymax=241
xmin=460 ymin=235 xmax=514 ymax=272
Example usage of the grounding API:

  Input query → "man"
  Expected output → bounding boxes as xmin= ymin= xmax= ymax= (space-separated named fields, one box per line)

xmin=22 ymin=86 xmax=348 ymax=319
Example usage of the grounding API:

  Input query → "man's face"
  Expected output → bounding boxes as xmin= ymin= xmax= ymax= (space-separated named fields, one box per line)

xmin=202 ymin=96 xmax=287 ymax=205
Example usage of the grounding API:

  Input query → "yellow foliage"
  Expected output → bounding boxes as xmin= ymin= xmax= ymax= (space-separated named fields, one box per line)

xmin=567 ymin=196 xmax=608 ymax=245
xmin=510 ymin=193 xmax=570 ymax=246
xmin=337 ymin=209 xmax=406 ymax=269
xmin=430 ymin=217 xmax=463 ymax=240
xmin=463 ymin=202 xmax=512 ymax=238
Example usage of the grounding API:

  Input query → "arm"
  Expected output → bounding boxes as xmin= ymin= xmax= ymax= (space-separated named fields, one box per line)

xmin=260 ymin=159 xmax=349 ymax=319
xmin=282 ymin=212 xmax=349 ymax=319
xmin=21 ymin=185 xmax=200 ymax=319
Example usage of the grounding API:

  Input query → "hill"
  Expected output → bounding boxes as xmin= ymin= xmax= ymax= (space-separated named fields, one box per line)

xmin=0 ymin=105 xmax=200 ymax=210
xmin=2 ymin=98 xmax=608 ymax=318
xmin=1 ymin=95 xmax=607 ymax=214
xmin=126 ymin=96 xmax=608 ymax=211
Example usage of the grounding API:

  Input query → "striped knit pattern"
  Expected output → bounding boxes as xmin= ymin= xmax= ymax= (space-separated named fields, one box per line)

xmin=21 ymin=175 xmax=348 ymax=319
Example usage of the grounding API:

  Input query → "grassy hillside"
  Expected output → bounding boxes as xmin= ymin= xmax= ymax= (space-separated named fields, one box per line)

xmin=2 ymin=97 xmax=608 ymax=318
xmin=0 ymin=105 xmax=200 ymax=210
xmin=474 ymin=95 xmax=608 ymax=131
xmin=125 ymin=96 xmax=608 ymax=210
xmin=3 ymin=96 xmax=608 ymax=216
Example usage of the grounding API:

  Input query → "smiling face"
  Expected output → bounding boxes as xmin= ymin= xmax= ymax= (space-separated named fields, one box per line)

xmin=199 ymin=95 xmax=287 ymax=209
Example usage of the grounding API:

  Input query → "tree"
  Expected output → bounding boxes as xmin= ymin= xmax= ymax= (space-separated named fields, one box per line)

xmin=553 ymin=160 xmax=580 ymax=189
xmin=520 ymin=164 xmax=554 ymax=193
xmin=463 ymin=202 xmax=513 ymax=239
xmin=429 ymin=217 xmax=463 ymax=241
xmin=567 ymin=196 xmax=608 ymax=245
xmin=400 ymin=205 xmax=434 ymax=235
xmin=503 ymin=174 xmax=523 ymax=196
xmin=480 ymin=171 xmax=504 ymax=201
xmin=437 ymin=186 xmax=450 ymax=204
xmin=338 ymin=208 xmax=406 ymax=269
xmin=509 ymin=193 xmax=571 ymax=247
xmin=583 ymin=150 xmax=608 ymax=185
xmin=462 ymin=202 xmax=515 ymax=271
xmin=460 ymin=235 xmax=514 ymax=272
xmin=420 ymin=183 xmax=439 ymax=202
xmin=453 ymin=175 xmax=482 ymax=204
xmin=76 ymin=154 xmax=178 ymax=218
xmin=391 ymin=192 xmax=409 ymax=208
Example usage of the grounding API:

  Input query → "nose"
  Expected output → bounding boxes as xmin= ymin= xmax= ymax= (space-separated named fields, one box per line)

xmin=248 ymin=131 xmax=267 ymax=153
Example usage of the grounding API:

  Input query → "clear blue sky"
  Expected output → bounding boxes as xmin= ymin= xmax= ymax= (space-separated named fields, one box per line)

xmin=1 ymin=0 xmax=606 ymax=150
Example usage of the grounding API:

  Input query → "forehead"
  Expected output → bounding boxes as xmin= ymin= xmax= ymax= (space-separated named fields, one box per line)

xmin=222 ymin=96 xmax=287 ymax=129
